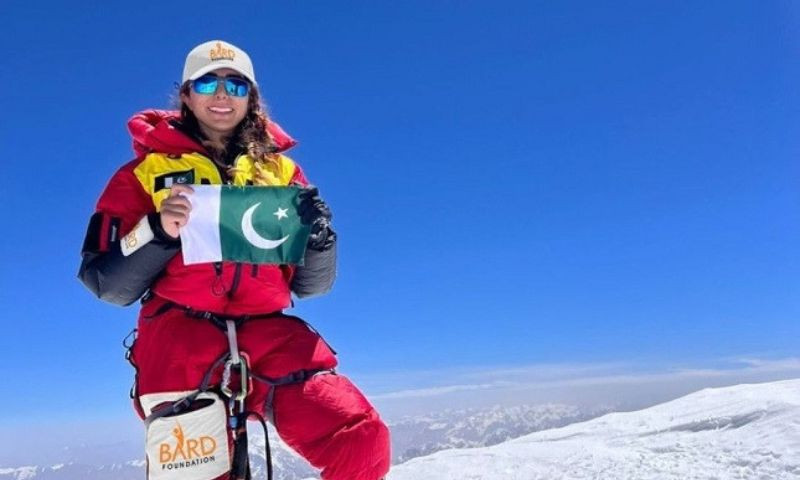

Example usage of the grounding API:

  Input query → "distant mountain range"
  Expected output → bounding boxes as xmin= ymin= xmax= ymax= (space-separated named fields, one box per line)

xmin=387 ymin=402 xmax=613 ymax=463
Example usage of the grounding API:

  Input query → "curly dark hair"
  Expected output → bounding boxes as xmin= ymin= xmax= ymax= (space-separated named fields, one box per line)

xmin=176 ymin=81 xmax=281 ymax=184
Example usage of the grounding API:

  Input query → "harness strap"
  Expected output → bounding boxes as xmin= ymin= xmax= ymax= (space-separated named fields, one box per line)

xmin=251 ymin=368 xmax=335 ymax=387
xmin=231 ymin=411 xmax=252 ymax=480
xmin=142 ymin=352 xmax=229 ymax=426
xmin=226 ymin=320 xmax=241 ymax=365
xmin=146 ymin=300 xmax=283 ymax=329
xmin=244 ymin=411 xmax=273 ymax=480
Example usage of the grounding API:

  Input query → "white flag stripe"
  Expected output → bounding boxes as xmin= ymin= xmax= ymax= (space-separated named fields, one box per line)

xmin=180 ymin=185 xmax=223 ymax=265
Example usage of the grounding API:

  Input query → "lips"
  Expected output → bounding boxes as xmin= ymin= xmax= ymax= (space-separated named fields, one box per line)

xmin=208 ymin=106 xmax=234 ymax=114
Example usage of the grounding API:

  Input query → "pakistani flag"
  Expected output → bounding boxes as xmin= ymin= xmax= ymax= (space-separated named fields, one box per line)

xmin=180 ymin=185 xmax=311 ymax=265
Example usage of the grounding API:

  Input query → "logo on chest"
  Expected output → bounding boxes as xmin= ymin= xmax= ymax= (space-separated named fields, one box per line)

xmin=154 ymin=170 xmax=196 ymax=192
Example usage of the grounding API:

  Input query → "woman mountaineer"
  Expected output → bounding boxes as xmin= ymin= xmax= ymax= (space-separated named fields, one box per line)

xmin=78 ymin=40 xmax=390 ymax=480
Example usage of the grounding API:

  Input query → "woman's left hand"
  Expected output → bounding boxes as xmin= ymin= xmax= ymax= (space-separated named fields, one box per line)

xmin=297 ymin=186 xmax=331 ymax=224
xmin=297 ymin=186 xmax=335 ymax=250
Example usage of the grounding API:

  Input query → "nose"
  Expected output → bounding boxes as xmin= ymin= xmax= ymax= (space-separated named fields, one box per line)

xmin=213 ymin=81 xmax=229 ymax=99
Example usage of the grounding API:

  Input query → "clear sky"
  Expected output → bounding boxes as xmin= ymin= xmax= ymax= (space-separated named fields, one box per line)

xmin=2 ymin=0 xmax=800 ymax=430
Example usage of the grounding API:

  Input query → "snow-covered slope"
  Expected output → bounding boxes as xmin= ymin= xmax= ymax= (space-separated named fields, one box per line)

xmin=388 ymin=379 xmax=800 ymax=479
xmin=247 ymin=402 xmax=611 ymax=479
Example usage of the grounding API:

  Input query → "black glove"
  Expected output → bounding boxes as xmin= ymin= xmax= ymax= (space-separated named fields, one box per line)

xmin=297 ymin=186 xmax=336 ymax=251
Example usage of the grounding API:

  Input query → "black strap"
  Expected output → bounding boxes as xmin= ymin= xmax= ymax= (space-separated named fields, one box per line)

xmin=142 ymin=301 xmax=337 ymax=356
xmin=144 ymin=300 xmax=283 ymax=330
xmin=231 ymin=411 xmax=252 ymax=480
xmin=243 ymin=411 xmax=273 ymax=480
xmin=250 ymin=368 xmax=335 ymax=387
xmin=142 ymin=352 xmax=229 ymax=426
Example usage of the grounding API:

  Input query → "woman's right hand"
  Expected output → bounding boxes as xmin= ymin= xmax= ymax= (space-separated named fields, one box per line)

xmin=160 ymin=184 xmax=194 ymax=239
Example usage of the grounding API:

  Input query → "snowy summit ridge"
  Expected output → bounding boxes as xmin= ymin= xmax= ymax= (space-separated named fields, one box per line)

xmin=388 ymin=379 xmax=800 ymax=479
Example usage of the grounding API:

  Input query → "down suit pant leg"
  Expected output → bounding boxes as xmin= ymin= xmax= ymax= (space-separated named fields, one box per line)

xmin=129 ymin=295 xmax=391 ymax=480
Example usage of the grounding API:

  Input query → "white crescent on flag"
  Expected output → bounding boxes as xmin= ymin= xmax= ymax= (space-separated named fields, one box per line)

xmin=241 ymin=203 xmax=290 ymax=250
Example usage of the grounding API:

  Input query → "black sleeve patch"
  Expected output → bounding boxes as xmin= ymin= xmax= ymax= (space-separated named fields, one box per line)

xmin=81 ymin=213 xmax=122 ymax=254
xmin=81 ymin=212 xmax=104 ymax=254
xmin=109 ymin=216 xmax=121 ymax=243
xmin=154 ymin=169 xmax=195 ymax=192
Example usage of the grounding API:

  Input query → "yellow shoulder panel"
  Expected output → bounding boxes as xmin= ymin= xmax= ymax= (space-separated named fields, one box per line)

xmin=133 ymin=153 xmax=223 ymax=210
xmin=232 ymin=154 xmax=297 ymax=187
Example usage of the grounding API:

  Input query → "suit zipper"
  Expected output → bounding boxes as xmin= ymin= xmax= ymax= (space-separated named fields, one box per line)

xmin=212 ymin=262 xmax=226 ymax=296
xmin=228 ymin=263 xmax=243 ymax=298
xmin=204 ymin=153 xmax=244 ymax=185
xmin=197 ymin=152 xmax=243 ymax=298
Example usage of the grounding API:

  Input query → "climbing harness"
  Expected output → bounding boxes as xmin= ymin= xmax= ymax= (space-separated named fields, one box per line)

xmin=133 ymin=301 xmax=336 ymax=480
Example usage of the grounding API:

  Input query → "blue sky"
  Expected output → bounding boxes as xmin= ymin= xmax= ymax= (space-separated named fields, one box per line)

xmin=2 ymin=0 xmax=800 ymax=431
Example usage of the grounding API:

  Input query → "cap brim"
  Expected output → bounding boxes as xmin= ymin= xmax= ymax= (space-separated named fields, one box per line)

xmin=187 ymin=62 xmax=257 ymax=86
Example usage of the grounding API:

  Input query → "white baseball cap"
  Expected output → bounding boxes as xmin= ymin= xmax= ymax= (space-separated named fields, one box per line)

xmin=182 ymin=40 xmax=257 ymax=86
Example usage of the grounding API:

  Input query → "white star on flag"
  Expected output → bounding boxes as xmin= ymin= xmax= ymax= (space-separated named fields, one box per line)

xmin=273 ymin=207 xmax=289 ymax=220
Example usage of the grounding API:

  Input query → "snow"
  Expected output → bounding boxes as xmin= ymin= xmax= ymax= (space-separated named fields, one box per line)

xmin=0 ymin=468 xmax=37 ymax=480
xmin=388 ymin=379 xmax=800 ymax=479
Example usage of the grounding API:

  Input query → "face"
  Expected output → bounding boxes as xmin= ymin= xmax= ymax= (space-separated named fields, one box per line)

xmin=181 ymin=68 xmax=250 ymax=140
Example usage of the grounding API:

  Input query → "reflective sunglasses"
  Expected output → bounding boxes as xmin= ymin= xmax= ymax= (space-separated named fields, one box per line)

xmin=191 ymin=74 xmax=251 ymax=97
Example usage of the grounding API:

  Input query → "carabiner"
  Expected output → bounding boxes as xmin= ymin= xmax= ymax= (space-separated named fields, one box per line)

xmin=221 ymin=355 xmax=249 ymax=403
xmin=236 ymin=358 xmax=249 ymax=412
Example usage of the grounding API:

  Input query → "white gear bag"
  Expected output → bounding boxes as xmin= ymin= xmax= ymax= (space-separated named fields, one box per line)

xmin=144 ymin=391 xmax=231 ymax=480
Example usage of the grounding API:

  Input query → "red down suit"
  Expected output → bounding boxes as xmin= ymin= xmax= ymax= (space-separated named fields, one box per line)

xmin=78 ymin=110 xmax=390 ymax=480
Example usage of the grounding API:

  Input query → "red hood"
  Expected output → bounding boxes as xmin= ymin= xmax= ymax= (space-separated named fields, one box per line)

xmin=127 ymin=109 xmax=298 ymax=158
